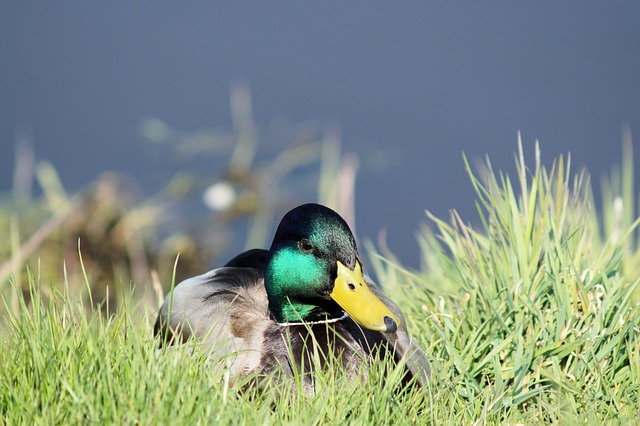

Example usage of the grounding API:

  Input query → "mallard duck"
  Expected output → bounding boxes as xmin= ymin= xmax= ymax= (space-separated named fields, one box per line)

xmin=154 ymin=203 xmax=430 ymax=390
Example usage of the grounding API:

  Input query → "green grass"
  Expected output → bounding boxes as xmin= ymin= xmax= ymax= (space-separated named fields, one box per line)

xmin=2 ymin=141 xmax=640 ymax=424
xmin=0 ymin=277 xmax=432 ymax=425
xmin=370 ymin=141 xmax=640 ymax=423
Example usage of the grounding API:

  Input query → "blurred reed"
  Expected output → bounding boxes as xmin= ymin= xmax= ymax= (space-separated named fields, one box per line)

xmin=0 ymin=82 xmax=358 ymax=318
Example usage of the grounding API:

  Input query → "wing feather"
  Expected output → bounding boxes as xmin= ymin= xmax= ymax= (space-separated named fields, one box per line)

xmin=154 ymin=266 xmax=270 ymax=376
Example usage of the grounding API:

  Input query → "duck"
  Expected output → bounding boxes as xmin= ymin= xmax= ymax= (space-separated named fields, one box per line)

xmin=154 ymin=203 xmax=430 ymax=391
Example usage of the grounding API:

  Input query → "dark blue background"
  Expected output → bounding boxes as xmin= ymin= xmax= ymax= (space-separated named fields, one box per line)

xmin=2 ymin=3 xmax=639 ymax=267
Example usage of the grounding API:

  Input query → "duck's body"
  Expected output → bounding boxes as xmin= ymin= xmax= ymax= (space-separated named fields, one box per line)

xmin=154 ymin=204 xmax=430 ymax=390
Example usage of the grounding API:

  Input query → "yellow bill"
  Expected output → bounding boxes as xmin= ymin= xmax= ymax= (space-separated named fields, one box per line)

xmin=330 ymin=261 xmax=399 ymax=333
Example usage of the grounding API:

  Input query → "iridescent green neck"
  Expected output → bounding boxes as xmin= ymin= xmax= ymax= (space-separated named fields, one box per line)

xmin=264 ymin=246 xmax=328 ymax=323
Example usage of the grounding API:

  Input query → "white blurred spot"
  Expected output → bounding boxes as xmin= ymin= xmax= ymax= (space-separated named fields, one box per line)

xmin=203 ymin=182 xmax=236 ymax=211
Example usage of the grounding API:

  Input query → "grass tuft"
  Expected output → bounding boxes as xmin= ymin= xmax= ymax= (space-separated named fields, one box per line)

xmin=1 ymin=277 xmax=433 ymax=424
xmin=371 ymin=141 xmax=640 ymax=423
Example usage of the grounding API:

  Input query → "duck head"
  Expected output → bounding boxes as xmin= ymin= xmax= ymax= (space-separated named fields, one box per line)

xmin=264 ymin=203 xmax=399 ymax=333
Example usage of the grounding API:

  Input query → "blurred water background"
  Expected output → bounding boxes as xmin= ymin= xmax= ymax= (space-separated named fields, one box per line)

xmin=2 ymin=2 xmax=639 ymax=276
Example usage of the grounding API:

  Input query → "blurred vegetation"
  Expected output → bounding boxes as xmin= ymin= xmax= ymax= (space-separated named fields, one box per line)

xmin=0 ymin=81 xmax=358 ymax=318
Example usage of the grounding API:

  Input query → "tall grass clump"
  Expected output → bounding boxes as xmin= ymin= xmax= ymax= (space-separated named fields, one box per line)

xmin=0 ymin=273 xmax=431 ymax=424
xmin=372 ymin=139 xmax=640 ymax=423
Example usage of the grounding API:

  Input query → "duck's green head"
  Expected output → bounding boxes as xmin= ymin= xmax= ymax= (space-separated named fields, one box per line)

xmin=264 ymin=203 xmax=399 ymax=333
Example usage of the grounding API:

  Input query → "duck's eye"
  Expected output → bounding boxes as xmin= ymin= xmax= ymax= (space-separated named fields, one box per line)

xmin=299 ymin=238 xmax=314 ymax=253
